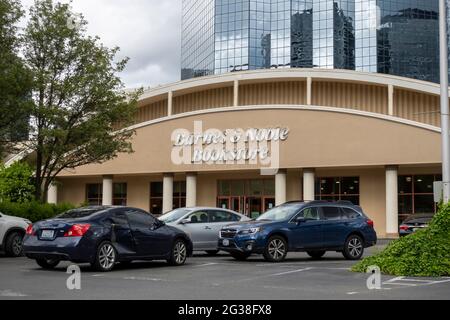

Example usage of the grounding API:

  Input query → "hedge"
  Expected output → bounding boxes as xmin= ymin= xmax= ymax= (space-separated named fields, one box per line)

xmin=0 ymin=201 xmax=75 ymax=222
xmin=352 ymin=203 xmax=450 ymax=277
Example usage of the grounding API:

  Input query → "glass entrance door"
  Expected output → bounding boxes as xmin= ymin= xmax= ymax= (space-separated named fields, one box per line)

xmin=245 ymin=197 xmax=262 ymax=219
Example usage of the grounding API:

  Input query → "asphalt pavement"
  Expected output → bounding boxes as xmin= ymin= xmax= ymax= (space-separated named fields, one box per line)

xmin=0 ymin=243 xmax=449 ymax=300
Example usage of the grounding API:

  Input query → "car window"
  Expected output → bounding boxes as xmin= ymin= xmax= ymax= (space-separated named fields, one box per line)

xmin=126 ymin=210 xmax=157 ymax=229
xmin=321 ymin=206 xmax=342 ymax=220
xmin=56 ymin=208 xmax=104 ymax=219
xmin=208 ymin=210 xmax=239 ymax=223
xmin=300 ymin=207 xmax=320 ymax=220
xmin=187 ymin=211 xmax=209 ymax=223
xmin=340 ymin=207 xmax=361 ymax=219
xmin=111 ymin=212 xmax=130 ymax=227
xmin=159 ymin=208 xmax=191 ymax=223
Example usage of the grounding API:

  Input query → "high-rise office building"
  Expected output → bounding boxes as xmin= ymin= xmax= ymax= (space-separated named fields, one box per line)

xmin=181 ymin=0 xmax=443 ymax=83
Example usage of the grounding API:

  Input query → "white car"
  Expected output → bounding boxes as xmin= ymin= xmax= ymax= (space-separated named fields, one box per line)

xmin=159 ymin=207 xmax=251 ymax=255
xmin=0 ymin=212 xmax=31 ymax=257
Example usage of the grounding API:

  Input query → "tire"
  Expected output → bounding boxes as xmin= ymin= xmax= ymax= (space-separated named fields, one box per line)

xmin=205 ymin=250 xmax=219 ymax=256
xmin=5 ymin=231 xmax=24 ymax=257
xmin=92 ymin=241 xmax=117 ymax=272
xmin=229 ymin=251 xmax=251 ymax=261
xmin=167 ymin=239 xmax=188 ymax=266
xmin=306 ymin=250 xmax=326 ymax=259
xmin=263 ymin=236 xmax=287 ymax=262
xmin=36 ymin=258 xmax=60 ymax=269
xmin=342 ymin=234 xmax=364 ymax=260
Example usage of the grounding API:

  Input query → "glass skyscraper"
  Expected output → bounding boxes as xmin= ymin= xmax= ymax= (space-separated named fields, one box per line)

xmin=181 ymin=0 xmax=443 ymax=83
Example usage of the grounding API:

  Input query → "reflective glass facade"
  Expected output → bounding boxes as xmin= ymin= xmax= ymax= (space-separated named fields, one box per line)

xmin=181 ymin=0 xmax=446 ymax=83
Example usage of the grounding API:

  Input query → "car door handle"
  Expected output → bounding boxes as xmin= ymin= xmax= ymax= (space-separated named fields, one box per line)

xmin=204 ymin=226 xmax=212 ymax=230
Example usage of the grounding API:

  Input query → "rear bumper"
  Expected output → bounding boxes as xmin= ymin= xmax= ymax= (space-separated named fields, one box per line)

xmin=22 ymin=235 xmax=95 ymax=262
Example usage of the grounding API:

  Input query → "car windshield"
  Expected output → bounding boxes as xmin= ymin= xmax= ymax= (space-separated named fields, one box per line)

xmin=256 ymin=203 xmax=303 ymax=221
xmin=159 ymin=208 xmax=191 ymax=223
xmin=56 ymin=208 xmax=104 ymax=219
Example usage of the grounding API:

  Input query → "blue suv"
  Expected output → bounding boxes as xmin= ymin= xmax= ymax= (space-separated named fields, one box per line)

xmin=218 ymin=201 xmax=377 ymax=262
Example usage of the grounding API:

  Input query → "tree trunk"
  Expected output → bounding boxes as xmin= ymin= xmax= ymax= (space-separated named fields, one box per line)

xmin=35 ymin=139 xmax=43 ymax=202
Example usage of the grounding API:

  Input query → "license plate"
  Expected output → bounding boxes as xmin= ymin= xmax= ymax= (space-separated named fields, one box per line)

xmin=222 ymin=239 xmax=229 ymax=246
xmin=41 ymin=230 xmax=55 ymax=239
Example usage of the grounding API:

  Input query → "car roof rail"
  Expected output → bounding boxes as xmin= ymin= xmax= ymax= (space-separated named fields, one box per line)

xmin=335 ymin=200 xmax=355 ymax=206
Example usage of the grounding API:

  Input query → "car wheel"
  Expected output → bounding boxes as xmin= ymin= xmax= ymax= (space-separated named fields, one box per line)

xmin=306 ymin=250 xmax=326 ymax=259
xmin=263 ymin=236 xmax=287 ymax=262
xmin=5 ymin=231 xmax=24 ymax=257
xmin=92 ymin=241 xmax=117 ymax=272
xmin=342 ymin=234 xmax=364 ymax=260
xmin=167 ymin=239 xmax=187 ymax=266
xmin=36 ymin=258 xmax=60 ymax=269
xmin=205 ymin=250 xmax=219 ymax=256
xmin=230 ymin=252 xmax=251 ymax=261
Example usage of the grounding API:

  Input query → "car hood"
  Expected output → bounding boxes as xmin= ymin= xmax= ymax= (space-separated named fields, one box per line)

xmin=2 ymin=214 xmax=31 ymax=225
xmin=222 ymin=219 xmax=277 ymax=230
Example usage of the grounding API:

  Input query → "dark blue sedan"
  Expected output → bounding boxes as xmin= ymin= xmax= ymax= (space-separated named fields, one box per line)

xmin=23 ymin=206 xmax=193 ymax=271
xmin=218 ymin=201 xmax=377 ymax=262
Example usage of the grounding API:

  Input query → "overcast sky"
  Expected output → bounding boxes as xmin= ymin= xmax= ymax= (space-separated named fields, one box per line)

xmin=20 ymin=0 xmax=182 ymax=89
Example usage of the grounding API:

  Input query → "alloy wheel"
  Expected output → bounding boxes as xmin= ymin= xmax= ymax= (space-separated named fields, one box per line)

xmin=348 ymin=237 xmax=363 ymax=258
xmin=99 ymin=243 xmax=116 ymax=270
xmin=173 ymin=241 xmax=187 ymax=264
xmin=268 ymin=238 xmax=286 ymax=260
xmin=12 ymin=235 xmax=23 ymax=256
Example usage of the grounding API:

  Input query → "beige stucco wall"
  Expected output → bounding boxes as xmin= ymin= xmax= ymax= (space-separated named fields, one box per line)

xmin=57 ymin=108 xmax=441 ymax=177
xmin=58 ymin=165 xmax=441 ymax=238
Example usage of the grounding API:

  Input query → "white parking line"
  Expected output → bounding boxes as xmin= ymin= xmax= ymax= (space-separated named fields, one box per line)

xmin=194 ymin=263 xmax=220 ymax=267
xmin=272 ymin=267 xmax=313 ymax=276
xmin=0 ymin=290 xmax=28 ymax=297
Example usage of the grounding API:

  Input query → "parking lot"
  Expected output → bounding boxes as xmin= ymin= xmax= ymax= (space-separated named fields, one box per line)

xmin=1 ymin=243 xmax=449 ymax=300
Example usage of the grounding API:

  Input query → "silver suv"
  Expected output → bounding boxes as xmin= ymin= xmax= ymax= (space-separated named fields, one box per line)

xmin=0 ymin=212 xmax=31 ymax=257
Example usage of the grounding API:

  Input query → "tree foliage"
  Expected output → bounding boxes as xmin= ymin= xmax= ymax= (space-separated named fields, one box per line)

xmin=0 ymin=0 xmax=32 ymax=155
xmin=0 ymin=162 xmax=35 ymax=203
xmin=21 ymin=0 xmax=142 ymax=201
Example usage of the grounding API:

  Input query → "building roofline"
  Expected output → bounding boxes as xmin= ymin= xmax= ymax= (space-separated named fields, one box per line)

xmin=139 ymin=68 xmax=449 ymax=103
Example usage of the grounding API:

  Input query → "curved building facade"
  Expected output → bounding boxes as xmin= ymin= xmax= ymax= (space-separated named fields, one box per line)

xmin=49 ymin=69 xmax=443 ymax=238
xmin=181 ymin=0 xmax=444 ymax=83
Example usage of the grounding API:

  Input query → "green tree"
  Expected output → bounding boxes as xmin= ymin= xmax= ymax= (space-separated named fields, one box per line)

xmin=0 ymin=162 xmax=35 ymax=203
xmin=0 ymin=0 xmax=32 ymax=156
xmin=22 ymin=0 xmax=141 ymax=202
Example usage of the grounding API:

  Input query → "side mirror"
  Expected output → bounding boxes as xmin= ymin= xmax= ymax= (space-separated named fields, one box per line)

xmin=296 ymin=217 xmax=307 ymax=225
xmin=179 ymin=218 xmax=191 ymax=225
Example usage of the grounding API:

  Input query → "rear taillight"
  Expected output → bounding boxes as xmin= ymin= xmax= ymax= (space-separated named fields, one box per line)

xmin=64 ymin=224 xmax=91 ymax=237
xmin=367 ymin=219 xmax=374 ymax=227
xmin=26 ymin=224 xmax=35 ymax=235
xmin=399 ymin=225 xmax=409 ymax=231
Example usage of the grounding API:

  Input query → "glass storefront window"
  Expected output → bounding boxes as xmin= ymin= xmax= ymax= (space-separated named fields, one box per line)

xmin=86 ymin=183 xmax=127 ymax=206
xmin=397 ymin=174 xmax=441 ymax=223
xmin=113 ymin=183 xmax=127 ymax=206
xmin=315 ymin=176 xmax=360 ymax=205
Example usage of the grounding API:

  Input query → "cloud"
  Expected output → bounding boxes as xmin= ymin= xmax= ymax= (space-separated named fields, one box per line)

xmin=19 ymin=0 xmax=182 ymax=88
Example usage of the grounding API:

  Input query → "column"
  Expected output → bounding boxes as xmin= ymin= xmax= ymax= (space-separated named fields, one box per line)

xmin=303 ymin=169 xmax=315 ymax=201
xmin=168 ymin=91 xmax=173 ymax=116
xmin=306 ymin=77 xmax=312 ymax=105
xmin=186 ymin=173 xmax=197 ymax=207
xmin=385 ymin=166 xmax=399 ymax=238
xmin=47 ymin=182 xmax=58 ymax=204
xmin=163 ymin=173 xmax=174 ymax=213
xmin=102 ymin=175 xmax=113 ymax=206
xmin=388 ymin=84 xmax=394 ymax=116
xmin=233 ymin=79 xmax=239 ymax=107
xmin=275 ymin=170 xmax=287 ymax=206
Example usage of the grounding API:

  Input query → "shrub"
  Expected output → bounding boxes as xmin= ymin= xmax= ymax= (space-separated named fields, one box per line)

xmin=0 ymin=201 xmax=75 ymax=222
xmin=352 ymin=203 xmax=450 ymax=277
